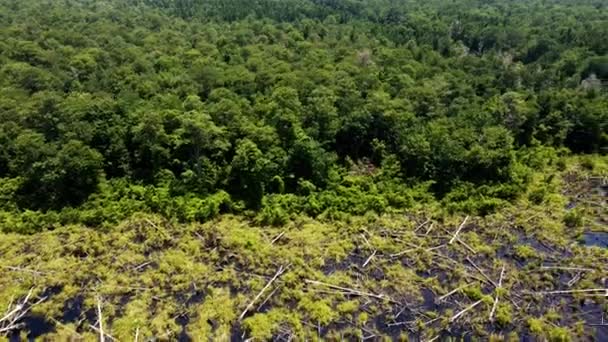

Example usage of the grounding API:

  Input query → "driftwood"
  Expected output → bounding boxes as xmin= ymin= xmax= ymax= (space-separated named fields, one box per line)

xmin=449 ymin=216 xmax=469 ymax=244
xmin=239 ymin=265 xmax=287 ymax=321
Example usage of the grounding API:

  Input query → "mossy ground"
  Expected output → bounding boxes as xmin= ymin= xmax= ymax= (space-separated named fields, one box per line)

xmin=0 ymin=157 xmax=606 ymax=341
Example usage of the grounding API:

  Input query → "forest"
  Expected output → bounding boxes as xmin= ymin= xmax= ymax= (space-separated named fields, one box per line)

xmin=0 ymin=0 xmax=606 ymax=340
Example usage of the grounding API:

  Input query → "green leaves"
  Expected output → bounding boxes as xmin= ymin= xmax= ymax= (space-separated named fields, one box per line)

xmin=16 ymin=139 xmax=103 ymax=209
xmin=0 ymin=0 xmax=606 ymax=231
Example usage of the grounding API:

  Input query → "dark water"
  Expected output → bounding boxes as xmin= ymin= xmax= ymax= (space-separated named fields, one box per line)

xmin=582 ymin=232 xmax=608 ymax=248
xmin=7 ymin=315 xmax=54 ymax=342
xmin=582 ymin=301 xmax=608 ymax=342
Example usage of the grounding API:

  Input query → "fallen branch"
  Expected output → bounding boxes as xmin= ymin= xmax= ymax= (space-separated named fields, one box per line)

xmin=424 ymin=223 xmax=435 ymax=236
xmin=0 ymin=288 xmax=46 ymax=334
xmin=97 ymin=296 xmax=105 ymax=342
xmin=449 ymin=216 xmax=469 ymax=244
xmin=88 ymin=324 xmax=116 ymax=341
xmin=239 ymin=265 xmax=287 ymax=321
xmin=386 ymin=321 xmax=412 ymax=327
xmin=2 ymin=266 xmax=47 ymax=276
xmin=567 ymin=273 xmax=582 ymax=288
xmin=143 ymin=218 xmax=160 ymax=230
xmin=390 ymin=248 xmax=417 ymax=258
xmin=466 ymin=257 xmax=498 ymax=288
xmin=362 ymin=250 xmax=377 ymax=268
xmin=360 ymin=233 xmax=371 ymax=247
xmin=540 ymin=266 xmax=595 ymax=272
xmin=437 ymin=283 xmax=471 ymax=302
xmin=257 ymin=287 xmax=280 ymax=312
xmin=270 ymin=231 xmax=285 ymax=245
xmin=535 ymin=288 xmax=608 ymax=296
xmin=423 ymin=317 xmax=441 ymax=326
xmin=449 ymin=299 xmax=483 ymax=323
xmin=193 ymin=231 xmax=205 ymax=241
xmin=305 ymin=279 xmax=394 ymax=303
xmin=414 ymin=218 xmax=431 ymax=232
xmin=132 ymin=261 xmax=152 ymax=272
xmin=391 ymin=244 xmax=445 ymax=258
xmin=456 ymin=238 xmax=476 ymax=254
xmin=489 ymin=265 xmax=506 ymax=321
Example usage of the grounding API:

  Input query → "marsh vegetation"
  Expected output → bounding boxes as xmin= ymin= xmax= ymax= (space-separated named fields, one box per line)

xmin=0 ymin=0 xmax=607 ymax=340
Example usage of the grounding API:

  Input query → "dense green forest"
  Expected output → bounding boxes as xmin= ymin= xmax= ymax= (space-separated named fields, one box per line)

xmin=0 ymin=0 xmax=606 ymax=340
xmin=0 ymin=0 xmax=606 ymax=232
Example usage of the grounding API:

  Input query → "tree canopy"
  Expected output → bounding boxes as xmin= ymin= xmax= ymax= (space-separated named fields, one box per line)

xmin=0 ymin=0 xmax=606 ymax=232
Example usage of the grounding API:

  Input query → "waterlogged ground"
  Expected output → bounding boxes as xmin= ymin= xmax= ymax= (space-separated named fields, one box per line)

xmin=0 ymin=164 xmax=606 ymax=341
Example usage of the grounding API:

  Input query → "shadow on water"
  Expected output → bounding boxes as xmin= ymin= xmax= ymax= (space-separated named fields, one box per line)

xmin=581 ymin=232 xmax=608 ymax=248
xmin=581 ymin=301 xmax=608 ymax=341
xmin=175 ymin=314 xmax=192 ymax=342
xmin=62 ymin=295 xmax=84 ymax=322
xmin=7 ymin=315 xmax=55 ymax=342
xmin=420 ymin=288 xmax=438 ymax=311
